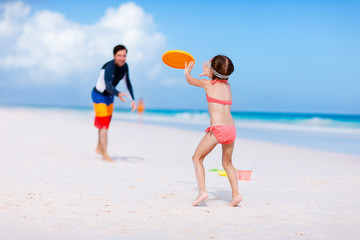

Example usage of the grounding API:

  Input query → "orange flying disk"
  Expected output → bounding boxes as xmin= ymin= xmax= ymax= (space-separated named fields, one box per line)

xmin=162 ymin=50 xmax=195 ymax=69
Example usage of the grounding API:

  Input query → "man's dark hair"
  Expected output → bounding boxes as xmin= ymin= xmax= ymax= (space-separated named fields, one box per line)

xmin=113 ymin=45 xmax=128 ymax=55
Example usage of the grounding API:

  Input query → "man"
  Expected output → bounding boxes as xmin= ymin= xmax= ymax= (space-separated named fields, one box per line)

xmin=91 ymin=45 xmax=136 ymax=162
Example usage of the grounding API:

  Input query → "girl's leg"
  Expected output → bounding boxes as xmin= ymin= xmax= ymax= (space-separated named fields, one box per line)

xmin=192 ymin=132 xmax=218 ymax=206
xmin=222 ymin=143 xmax=242 ymax=207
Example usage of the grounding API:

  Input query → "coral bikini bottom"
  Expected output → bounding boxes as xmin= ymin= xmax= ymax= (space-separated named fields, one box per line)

xmin=205 ymin=125 xmax=236 ymax=144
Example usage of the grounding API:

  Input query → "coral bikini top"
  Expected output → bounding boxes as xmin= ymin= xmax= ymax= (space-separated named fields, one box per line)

xmin=206 ymin=79 xmax=232 ymax=105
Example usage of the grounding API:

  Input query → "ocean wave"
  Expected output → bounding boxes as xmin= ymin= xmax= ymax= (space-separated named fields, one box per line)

xmin=295 ymin=117 xmax=360 ymax=128
xmin=297 ymin=117 xmax=334 ymax=126
xmin=173 ymin=112 xmax=210 ymax=122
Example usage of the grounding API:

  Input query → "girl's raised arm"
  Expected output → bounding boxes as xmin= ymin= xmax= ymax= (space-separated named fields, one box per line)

xmin=184 ymin=61 xmax=211 ymax=88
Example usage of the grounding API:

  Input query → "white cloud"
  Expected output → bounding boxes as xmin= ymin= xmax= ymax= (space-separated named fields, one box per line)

xmin=0 ymin=1 xmax=167 ymax=84
xmin=0 ymin=1 xmax=29 ymax=37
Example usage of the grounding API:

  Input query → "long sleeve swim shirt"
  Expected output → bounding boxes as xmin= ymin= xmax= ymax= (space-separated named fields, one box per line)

xmin=94 ymin=60 xmax=135 ymax=100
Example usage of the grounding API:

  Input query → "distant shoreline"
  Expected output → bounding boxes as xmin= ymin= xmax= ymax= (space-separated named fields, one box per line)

xmin=1 ymin=102 xmax=359 ymax=118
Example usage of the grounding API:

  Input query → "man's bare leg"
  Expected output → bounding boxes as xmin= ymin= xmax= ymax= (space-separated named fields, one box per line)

xmin=95 ymin=129 xmax=103 ymax=155
xmin=99 ymin=128 xmax=114 ymax=162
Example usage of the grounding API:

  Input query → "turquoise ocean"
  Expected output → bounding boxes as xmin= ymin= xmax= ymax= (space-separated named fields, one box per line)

xmin=4 ymin=104 xmax=360 ymax=156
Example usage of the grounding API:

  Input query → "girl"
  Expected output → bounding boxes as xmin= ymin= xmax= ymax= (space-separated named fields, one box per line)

xmin=184 ymin=55 xmax=242 ymax=207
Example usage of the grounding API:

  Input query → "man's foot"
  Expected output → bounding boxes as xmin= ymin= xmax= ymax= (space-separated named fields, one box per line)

xmin=192 ymin=192 xmax=208 ymax=206
xmin=95 ymin=147 xmax=103 ymax=155
xmin=102 ymin=154 xmax=114 ymax=162
xmin=228 ymin=194 xmax=242 ymax=207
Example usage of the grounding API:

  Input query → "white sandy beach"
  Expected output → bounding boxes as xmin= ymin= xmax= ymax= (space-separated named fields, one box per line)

xmin=0 ymin=106 xmax=360 ymax=240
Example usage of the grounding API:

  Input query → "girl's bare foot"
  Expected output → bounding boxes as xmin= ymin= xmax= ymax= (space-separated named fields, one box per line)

xmin=228 ymin=194 xmax=242 ymax=207
xmin=192 ymin=192 xmax=209 ymax=206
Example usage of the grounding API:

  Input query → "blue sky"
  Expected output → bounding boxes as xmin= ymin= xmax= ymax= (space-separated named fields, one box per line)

xmin=0 ymin=0 xmax=359 ymax=114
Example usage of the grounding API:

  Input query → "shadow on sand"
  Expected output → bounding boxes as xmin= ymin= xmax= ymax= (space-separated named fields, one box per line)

xmin=178 ymin=181 xmax=233 ymax=205
xmin=110 ymin=156 xmax=144 ymax=163
xmin=207 ymin=189 xmax=232 ymax=203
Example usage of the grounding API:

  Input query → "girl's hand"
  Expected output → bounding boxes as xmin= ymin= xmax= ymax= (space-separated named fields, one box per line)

xmin=199 ymin=60 xmax=211 ymax=78
xmin=184 ymin=61 xmax=194 ymax=76
xmin=184 ymin=60 xmax=209 ymax=88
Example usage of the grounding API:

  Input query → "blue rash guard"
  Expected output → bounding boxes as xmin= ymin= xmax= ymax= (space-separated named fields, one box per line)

xmin=93 ymin=60 xmax=135 ymax=100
